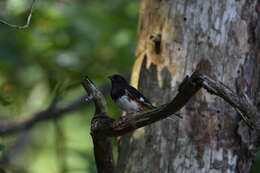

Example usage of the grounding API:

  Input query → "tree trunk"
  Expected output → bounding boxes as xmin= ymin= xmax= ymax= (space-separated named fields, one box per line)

xmin=117 ymin=0 xmax=260 ymax=172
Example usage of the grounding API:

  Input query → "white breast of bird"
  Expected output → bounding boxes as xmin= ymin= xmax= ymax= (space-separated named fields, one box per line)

xmin=116 ymin=95 xmax=140 ymax=113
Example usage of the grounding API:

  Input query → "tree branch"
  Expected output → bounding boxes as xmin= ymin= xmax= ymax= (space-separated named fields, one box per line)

xmin=0 ymin=0 xmax=36 ymax=29
xmin=0 ymin=96 xmax=86 ymax=135
xmin=0 ymin=82 xmax=111 ymax=135
xmin=82 ymin=77 xmax=115 ymax=173
xmin=196 ymin=72 xmax=260 ymax=130
xmin=82 ymin=78 xmax=108 ymax=115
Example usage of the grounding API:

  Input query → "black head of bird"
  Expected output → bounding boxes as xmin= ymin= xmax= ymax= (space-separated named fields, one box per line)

xmin=108 ymin=74 xmax=128 ymax=86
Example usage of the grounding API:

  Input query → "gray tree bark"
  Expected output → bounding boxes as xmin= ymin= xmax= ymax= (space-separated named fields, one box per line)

xmin=118 ymin=0 xmax=260 ymax=172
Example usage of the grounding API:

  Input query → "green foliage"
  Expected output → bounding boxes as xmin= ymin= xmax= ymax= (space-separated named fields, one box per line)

xmin=0 ymin=92 xmax=11 ymax=106
xmin=1 ymin=0 xmax=139 ymax=94
xmin=0 ymin=0 xmax=139 ymax=172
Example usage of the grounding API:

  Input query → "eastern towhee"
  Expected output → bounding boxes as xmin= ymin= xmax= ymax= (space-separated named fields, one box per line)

xmin=108 ymin=74 xmax=155 ymax=113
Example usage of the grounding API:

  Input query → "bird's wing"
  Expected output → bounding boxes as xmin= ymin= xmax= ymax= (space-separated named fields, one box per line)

xmin=125 ymin=86 xmax=155 ymax=109
xmin=125 ymin=86 xmax=182 ymax=118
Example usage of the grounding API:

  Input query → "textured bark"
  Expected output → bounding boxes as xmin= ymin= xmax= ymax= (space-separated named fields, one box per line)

xmin=118 ymin=0 xmax=260 ymax=173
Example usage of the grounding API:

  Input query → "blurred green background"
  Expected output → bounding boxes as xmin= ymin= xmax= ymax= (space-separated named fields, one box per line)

xmin=1 ymin=0 xmax=260 ymax=173
xmin=0 ymin=0 xmax=138 ymax=172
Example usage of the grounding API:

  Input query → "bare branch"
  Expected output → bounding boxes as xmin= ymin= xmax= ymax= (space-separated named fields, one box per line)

xmin=0 ymin=82 xmax=111 ymax=135
xmin=0 ymin=0 xmax=36 ymax=29
xmin=81 ymin=77 xmax=115 ymax=173
xmin=0 ymin=96 xmax=86 ymax=135
xmin=196 ymin=72 xmax=260 ymax=130
xmin=82 ymin=77 xmax=108 ymax=115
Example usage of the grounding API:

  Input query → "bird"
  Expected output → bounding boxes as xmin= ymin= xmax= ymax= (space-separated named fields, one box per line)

xmin=108 ymin=74 xmax=155 ymax=113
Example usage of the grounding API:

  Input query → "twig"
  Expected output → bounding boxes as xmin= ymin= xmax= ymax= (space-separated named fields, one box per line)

xmin=82 ymin=78 xmax=108 ymax=115
xmin=0 ymin=0 xmax=36 ymax=29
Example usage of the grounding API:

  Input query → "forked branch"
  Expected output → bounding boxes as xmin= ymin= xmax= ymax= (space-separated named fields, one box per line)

xmin=81 ymin=78 xmax=115 ymax=173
